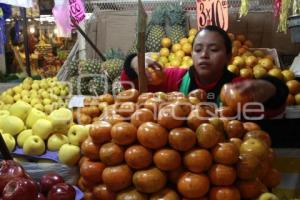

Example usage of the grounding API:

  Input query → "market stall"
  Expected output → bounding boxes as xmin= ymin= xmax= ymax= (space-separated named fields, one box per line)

xmin=0 ymin=0 xmax=300 ymax=199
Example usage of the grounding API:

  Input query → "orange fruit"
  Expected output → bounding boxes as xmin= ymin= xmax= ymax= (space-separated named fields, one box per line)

xmin=239 ymin=68 xmax=253 ymax=79
xmin=161 ymin=37 xmax=172 ymax=48
xmin=225 ymin=120 xmax=246 ymax=139
xmin=259 ymin=58 xmax=274 ymax=70
xmin=209 ymin=164 xmax=237 ymax=186
xmin=196 ymin=123 xmax=220 ymax=149
xmin=188 ymin=35 xmax=195 ymax=44
xmin=232 ymin=46 xmax=239 ymax=57
xmin=212 ymin=142 xmax=239 ymax=165
xmin=184 ymin=149 xmax=213 ymax=173
xmin=236 ymin=34 xmax=246 ymax=43
xmin=175 ymin=50 xmax=185 ymax=59
xmin=281 ymin=69 xmax=295 ymax=82
xmin=268 ymin=68 xmax=283 ymax=80
xmin=286 ymin=94 xmax=295 ymax=105
xmin=237 ymin=153 xmax=260 ymax=180
xmin=244 ymin=40 xmax=253 ymax=48
xmin=286 ymin=80 xmax=300 ymax=95
xmin=253 ymin=50 xmax=265 ymax=58
xmin=232 ymin=40 xmax=242 ymax=48
xmin=238 ymin=47 xmax=248 ymax=56
xmin=262 ymin=168 xmax=281 ymax=188
xmin=170 ymin=58 xmax=182 ymax=67
xmin=209 ymin=186 xmax=241 ymax=200
xmin=228 ymin=33 xmax=235 ymax=41
xmin=227 ymin=65 xmax=239 ymax=75
xmin=232 ymin=56 xmax=245 ymax=68
xmin=243 ymin=122 xmax=261 ymax=132
xmin=177 ymin=172 xmax=210 ymax=199
xmin=237 ymin=179 xmax=267 ymax=199
xmin=253 ymin=67 xmax=267 ymax=79
xmin=245 ymin=55 xmax=258 ymax=67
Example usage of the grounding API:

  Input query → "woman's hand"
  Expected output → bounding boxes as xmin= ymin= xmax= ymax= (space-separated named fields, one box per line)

xmin=231 ymin=79 xmax=276 ymax=103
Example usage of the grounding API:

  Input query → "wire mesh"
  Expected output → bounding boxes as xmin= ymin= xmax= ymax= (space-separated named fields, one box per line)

xmin=84 ymin=0 xmax=274 ymax=13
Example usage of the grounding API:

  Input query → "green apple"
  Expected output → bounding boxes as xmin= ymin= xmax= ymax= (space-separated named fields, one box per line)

xmin=34 ymin=103 xmax=44 ymax=111
xmin=20 ymin=90 xmax=30 ymax=97
xmin=26 ymin=108 xmax=47 ymax=128
xmin=60 ymin=89 xmax=68 ymax=97
xmin=258 ymin=192 xmax=279 ymax=200
xmin=49 ymin=108 xmax=73 ymax=133
xmin=47 ymin=133 xmax=69 ymax=151
xmin=22 ymin=95 xmax=31 ymax=104
xmin=23 ymin=135 xmax=45 ymax=155
xmin=1 ymin=94 xmax=14 ymax=104
xmin=13 ymin=94 xmax=21 ymax=102
xmin=53 ymin=87 xmax=61 ymax=96
xmin=67 ymin=124 xmax=89 ymax=146
xmin=30 ymin=98 xmax=40 ymax=106
xmin=1 ymin=133 xmax=16 ymax=152
xmin=0 ymin=110 xmax=10 ymax=119
xmin=31 ymin=82 xmax=40 ymax=90
xmin=58 ymin=144 xmax=80 ymax=166
xmin=23 ymin=77 xmax=33 ymax=85
xmin=0 ymin=115 xmax=24 ymax=136
xmin=12 ymin=86 xmax=22 ymax=94
xmin=9 ymin=100 xmax=32 ymax=121
xmin=32 ymin=119 xmax=53 ymax=140
xmin=40 ymin=80 xmax=48 ymax=89
xmin=42 ymin=98 xmax=52 ymax=106
xmin=22 ymin=83 xmax=31 ymax=90
xmin=41 ymin=91 xmax=50 ymax=99
xmin=17 ymin=129 xmax=33 ymax=147
xmin=6 ymin=88 xmax=14 ymax=96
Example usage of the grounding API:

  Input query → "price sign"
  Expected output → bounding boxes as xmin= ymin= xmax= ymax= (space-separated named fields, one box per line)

xmin=196 ymin=0 xmax=228 ymax=31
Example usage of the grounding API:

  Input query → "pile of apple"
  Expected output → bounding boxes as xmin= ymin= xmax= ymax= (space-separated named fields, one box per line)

xmin=76 ymin=89 xmax=280 ymax=199
xmin=0 ymin=160 xmax=76 ymax=200
xmin=0 ymin=100 xmax=90 ymax=166
xmin=0 ymin=77 xmax=69 ymax=114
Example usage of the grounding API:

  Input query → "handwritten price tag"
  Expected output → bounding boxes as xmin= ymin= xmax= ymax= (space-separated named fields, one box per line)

xmin=196 ymin=0 xmax=229 ymax=31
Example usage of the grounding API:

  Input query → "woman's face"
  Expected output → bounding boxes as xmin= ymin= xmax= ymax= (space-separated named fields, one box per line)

xmin=192 ymin=30 xmax=230 ymax=84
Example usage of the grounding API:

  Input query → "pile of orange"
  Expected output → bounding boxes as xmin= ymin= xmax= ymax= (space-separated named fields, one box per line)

xmin=74 ymin=89 xmax=281 ymax=199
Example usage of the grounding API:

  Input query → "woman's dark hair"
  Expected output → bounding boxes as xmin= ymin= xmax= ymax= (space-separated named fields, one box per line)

xmin=194 ymin=25 xmax=232 ymax=55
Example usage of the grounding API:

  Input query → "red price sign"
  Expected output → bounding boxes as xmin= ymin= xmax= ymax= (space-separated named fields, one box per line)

xmin=196 ymin=0 xmax=228 ymax=31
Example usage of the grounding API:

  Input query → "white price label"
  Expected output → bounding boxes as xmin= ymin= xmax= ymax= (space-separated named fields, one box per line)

xmin=68 ymin=95 xmax=85 ymax=108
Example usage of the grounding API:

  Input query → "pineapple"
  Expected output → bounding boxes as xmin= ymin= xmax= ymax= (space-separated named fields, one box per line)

xmin=127 ymin=39 xmax=138 ymax=56
xmin=102 ymin=48 xmax=125 ymax=81
xmin=79 ymin=59 xmax=102 ymax=74
xmin=166 ymin=4 xmax=187 ymax=44
xmin=146 ymin=5 xmax=167 ymax=52
xmin=68 ymin=60 xmax=79 ymax=76
xmin=88 ymin=75 xmax=112 ymax=96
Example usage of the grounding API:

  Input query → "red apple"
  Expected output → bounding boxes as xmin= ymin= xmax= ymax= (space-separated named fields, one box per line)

xmin=2 ymin=178 xmax=38 ymax=200
xmin=40 ymin=172 xmax=65 ymax=194
xmin=47 ymin=183 xmax=76 ymax=200
xmin=0 ymin=160 xmax=26 ymax=194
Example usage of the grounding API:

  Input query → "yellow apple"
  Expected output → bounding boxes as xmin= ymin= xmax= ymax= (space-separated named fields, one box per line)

xmin=0 ymin=115 xmax=24 ymax=136
xmin=17 ymin=129 xmax=33 ymax=147
xmin=32 ymin=119 xmax=53 ymax=140
xmin=1 ymin=133 xmax=16 ymax=152
xmin=47 ymin=133 xmax=69 ymax=151
xmin=58 ymin=144 xmax=81 ymax=166
xmin=23 ymin=135 xmax=45 ymax=155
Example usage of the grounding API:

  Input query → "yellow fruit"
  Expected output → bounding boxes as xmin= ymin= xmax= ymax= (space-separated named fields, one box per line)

xmin=232 ymin=46 xmax=239 ymax=57
xmin=168 ymin=53 xmax=176 ymax=61
xmin=187 ymin=58 xmax=193 ymax=67
xmin=179 ymin=38 xmax=189 ymax=45
xmin=281 ymin=69 xmax=295 ymax=82
xmin=189 ymin=28 xmax=198 ymax=37
xmin=160 ymin=48 xmax=170 ymax=57
xmin=259 ymin=58 xmax=273 ymax=70
xmin=172 ymin=43 xmax=182 ymax=52
xmin=232 ymin=56 xmax=245 ymax=68
xmin=182 ymin=43 xmax=193 ymax=55
xmin=170 ymin=58 xmax=182 ymax=67
xmin=240 ymin=68 xmax=253 ymax=78
xmin=268 ymin=68 xmax=283 ymax=80
xmin=161 ymin=37 xmax=172 ymax=48
xmin=227 ymin=64 xmax=239 ymax=75
xmin=175 ymin=50 xmax=185 ymax=59
xmin=242 ymin=51 xmax=253 ymax=59
xmin=183 ymin=56 xmax=191 ymax=61
xmin=238 ymin=47 xmax=248 ymax=56
xmin=253 ymin=67 xmax=267 ymax=79
xmin=165 ymin=63 xmax=172 ymax=68
xmin=188 ymin=35 xmax=195 ymax=44
xmin=245 ymin=56 xmax=258 ymax=67
xmin=150 ymin=53 xmax=159 ymax=61
xmin=253 ymin=50 xmax=265 ymax=58
xmin=158 ymin=56 xmax=168 ymax=64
